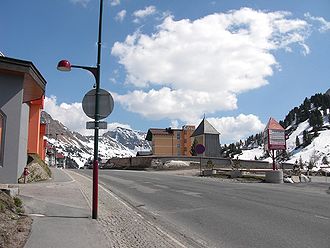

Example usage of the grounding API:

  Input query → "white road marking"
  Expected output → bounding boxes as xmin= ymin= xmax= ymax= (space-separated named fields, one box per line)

xmin=315 ymin=215 xmax=329 ymax=220
xmin=28 ymin=213 xmax=45 ymax=217
xmin=175 ymin=189 xmax=202 ymax=197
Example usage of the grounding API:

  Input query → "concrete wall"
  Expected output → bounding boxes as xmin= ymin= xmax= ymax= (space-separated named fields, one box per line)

xmin=204 ymin=134 xmax=221 ymax=157
xmin=191 ymin=134 xmax=221 ymax=157
xmin=17 ymin=103 xmax=29 ymax=179
xmin=106 ymin=156 xmax=154 ymax=170
xmin=106 ymin=156 xmax=271 ymax=170
xmin=0 ymin=73 xmax=27 ymax=183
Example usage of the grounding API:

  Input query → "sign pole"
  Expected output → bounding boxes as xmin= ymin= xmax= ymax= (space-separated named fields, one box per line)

xmin=195 ymin=144 xmax=205 ymax=176
xmin=91 ymin=0 xmax=104 ymax=220
xmin=272 ymin=149 xmax=276 ymax=170
xmin=264 ymin=118 xmax=286 ymax=171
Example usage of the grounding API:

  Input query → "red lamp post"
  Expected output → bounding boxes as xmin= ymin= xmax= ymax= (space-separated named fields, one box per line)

xmin=57 ymin=0 xmax=104 ymax=220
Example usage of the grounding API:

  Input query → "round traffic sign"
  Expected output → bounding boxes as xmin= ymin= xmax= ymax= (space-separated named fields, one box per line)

xmin=82 ymin=88 xmax=114 ymax=120
xmin=195 ymin=144 xmax=205 ymax=154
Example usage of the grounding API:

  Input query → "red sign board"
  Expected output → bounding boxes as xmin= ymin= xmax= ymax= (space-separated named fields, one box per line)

xmin=264 ymin=118 xmax=286 ymax=151
xmin=195 ymin=144 xmax=205 ymax=154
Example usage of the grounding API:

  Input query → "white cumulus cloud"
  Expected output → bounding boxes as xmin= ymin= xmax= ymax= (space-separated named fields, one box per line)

xmin=112 ymin=8 xmax=311 ymax=122
xmin=115 ymin=10 xmax=127 ymax=22
xmin=133 ymin=6 xmax=156 ymax=23
xmin=305 ymin=12 xmax=330 ymax=32
xmin=113 ymin=87 xmax=237 ymax=122
xmin=207 ymin=114 xmax=266 ymax=144
xmin=110 ymin=0 xmax=120 ymax=6
xmin=69 ymin=0 xmax=90 ymax=7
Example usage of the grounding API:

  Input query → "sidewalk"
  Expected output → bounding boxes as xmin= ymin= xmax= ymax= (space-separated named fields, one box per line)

xmin=20 ymin=168 xmax=109 ymax=248
xmin=19 ymin=168 xmax=187 ymax=248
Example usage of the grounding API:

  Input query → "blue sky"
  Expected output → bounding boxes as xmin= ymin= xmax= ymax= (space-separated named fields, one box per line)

xmin=1 ymin=0 xmax=330 ymax=144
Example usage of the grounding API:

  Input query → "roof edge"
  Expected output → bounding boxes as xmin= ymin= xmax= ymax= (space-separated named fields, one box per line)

xmin=0 ymin=56 xmax=47 ymax=90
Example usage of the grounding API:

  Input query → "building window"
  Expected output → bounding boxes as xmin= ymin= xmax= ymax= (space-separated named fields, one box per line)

xmin=0 ymin=110 xmax=6 ymax=167
xmin=177 ymin=144 xmax=180 ymax=148
xmin=177 ymin=133 xmax=181 ymax=140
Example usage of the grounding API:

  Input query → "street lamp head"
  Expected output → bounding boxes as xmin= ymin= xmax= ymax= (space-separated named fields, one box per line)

xmin=57 ymin=60 xmax=72 ymax=71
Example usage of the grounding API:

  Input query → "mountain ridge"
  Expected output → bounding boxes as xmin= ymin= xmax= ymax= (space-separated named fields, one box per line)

xmin=41 ymin=111 xmax=151 ymax=168
xmin=236 ymin=90 xmax=330 ymax=170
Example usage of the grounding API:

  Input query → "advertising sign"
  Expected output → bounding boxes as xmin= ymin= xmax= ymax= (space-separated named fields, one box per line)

xmin=268 ymin=129 xmax=286 ymax=150
xmin=264 ymin=118 xmax=286 ymax=151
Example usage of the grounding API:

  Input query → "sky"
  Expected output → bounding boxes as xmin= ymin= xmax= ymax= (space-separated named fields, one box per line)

xmin=1 ymin=0 xmax=330 ymax=144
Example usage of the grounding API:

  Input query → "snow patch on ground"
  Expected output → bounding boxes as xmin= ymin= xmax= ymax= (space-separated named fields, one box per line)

xmin=238 ymin=147 xmax=265 ymax=160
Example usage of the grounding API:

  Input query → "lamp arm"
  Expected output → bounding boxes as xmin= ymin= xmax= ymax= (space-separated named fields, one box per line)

xmin=71 ymin=65 xmax=98 ymax=80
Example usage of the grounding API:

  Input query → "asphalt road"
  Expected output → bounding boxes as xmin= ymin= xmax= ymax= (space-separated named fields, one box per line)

xmin=78 ymin=169 xmax=330 ymax=248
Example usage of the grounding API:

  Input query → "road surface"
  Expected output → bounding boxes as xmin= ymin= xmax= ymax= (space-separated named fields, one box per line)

xmin=78 ymin=169 xmax=330 ymax=248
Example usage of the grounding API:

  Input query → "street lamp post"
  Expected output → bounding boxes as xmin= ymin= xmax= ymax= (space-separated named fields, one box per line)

xmin=57 ymin=0 xmax=104 ymax=219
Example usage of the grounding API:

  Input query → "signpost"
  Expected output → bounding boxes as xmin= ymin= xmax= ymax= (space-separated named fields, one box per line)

xmin=195 ymin=144 xmax=205 ymax=175
xmin=57 ymin=0 xmax=109 ymax=220
xmin=86 ymin=121 xmax=107 ymax=129
xmin=264 ymin=118 xmax=286 ymax=170
xmin=82 ymin=88 xmax=113 ymax=219
xmin=82 ymin=88 xmax=114 ymax=120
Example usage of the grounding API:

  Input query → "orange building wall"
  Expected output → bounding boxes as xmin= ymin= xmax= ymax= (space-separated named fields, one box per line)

xmin=27 ymin=97 xmax=44 ymax=159
xmin=151 ymin=125 xmax=195 ymax=156
xmin=39 ymin=123 xmax=46 ymax=160
xmin=181 ymin=126 xmax=195 ymax=156
xmin=152 ymin=135 xmax=174 ymax=155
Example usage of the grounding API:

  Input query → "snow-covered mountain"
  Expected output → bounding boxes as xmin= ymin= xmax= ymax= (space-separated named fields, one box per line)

xmin=239 ymin=119 xmax=330 ymax=168
xmin=41 ymin=111 xmax=151 ymax=168
xmin=238 ymin=91 xmax=330 ymax=172
xmin=285 ymin=119 xmax=330 ymax=167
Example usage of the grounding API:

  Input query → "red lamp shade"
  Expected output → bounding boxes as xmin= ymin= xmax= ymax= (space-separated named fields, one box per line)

xmin=57 ymin=60 xmax=72 ymax=71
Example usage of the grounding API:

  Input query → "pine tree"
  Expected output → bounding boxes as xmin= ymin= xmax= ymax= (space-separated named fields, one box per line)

xmin=303 ymin=97 xmax=311 ymax=109
xmin=298 ymin=156 xmax=304 ymax=169
xmin=295 ymin=136 xmax=300 ymax=148
xmin=302 ymin=130 xmax=312 ymax=147
xmin=303 ymin=130 xmax=307 ymax=144
xmin=309 ymin=109 xmax=323 ymax=131
xmin=190 ymin=138 xmax=198 ymax=156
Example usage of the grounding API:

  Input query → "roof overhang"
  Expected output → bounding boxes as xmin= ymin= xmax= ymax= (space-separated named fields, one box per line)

xmin=0 ymin=57 xmax=46 ymax=102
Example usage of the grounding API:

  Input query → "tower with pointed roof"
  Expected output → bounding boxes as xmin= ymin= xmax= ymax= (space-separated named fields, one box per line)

xmin=191 ymin=118 xmax=221 ymax=157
